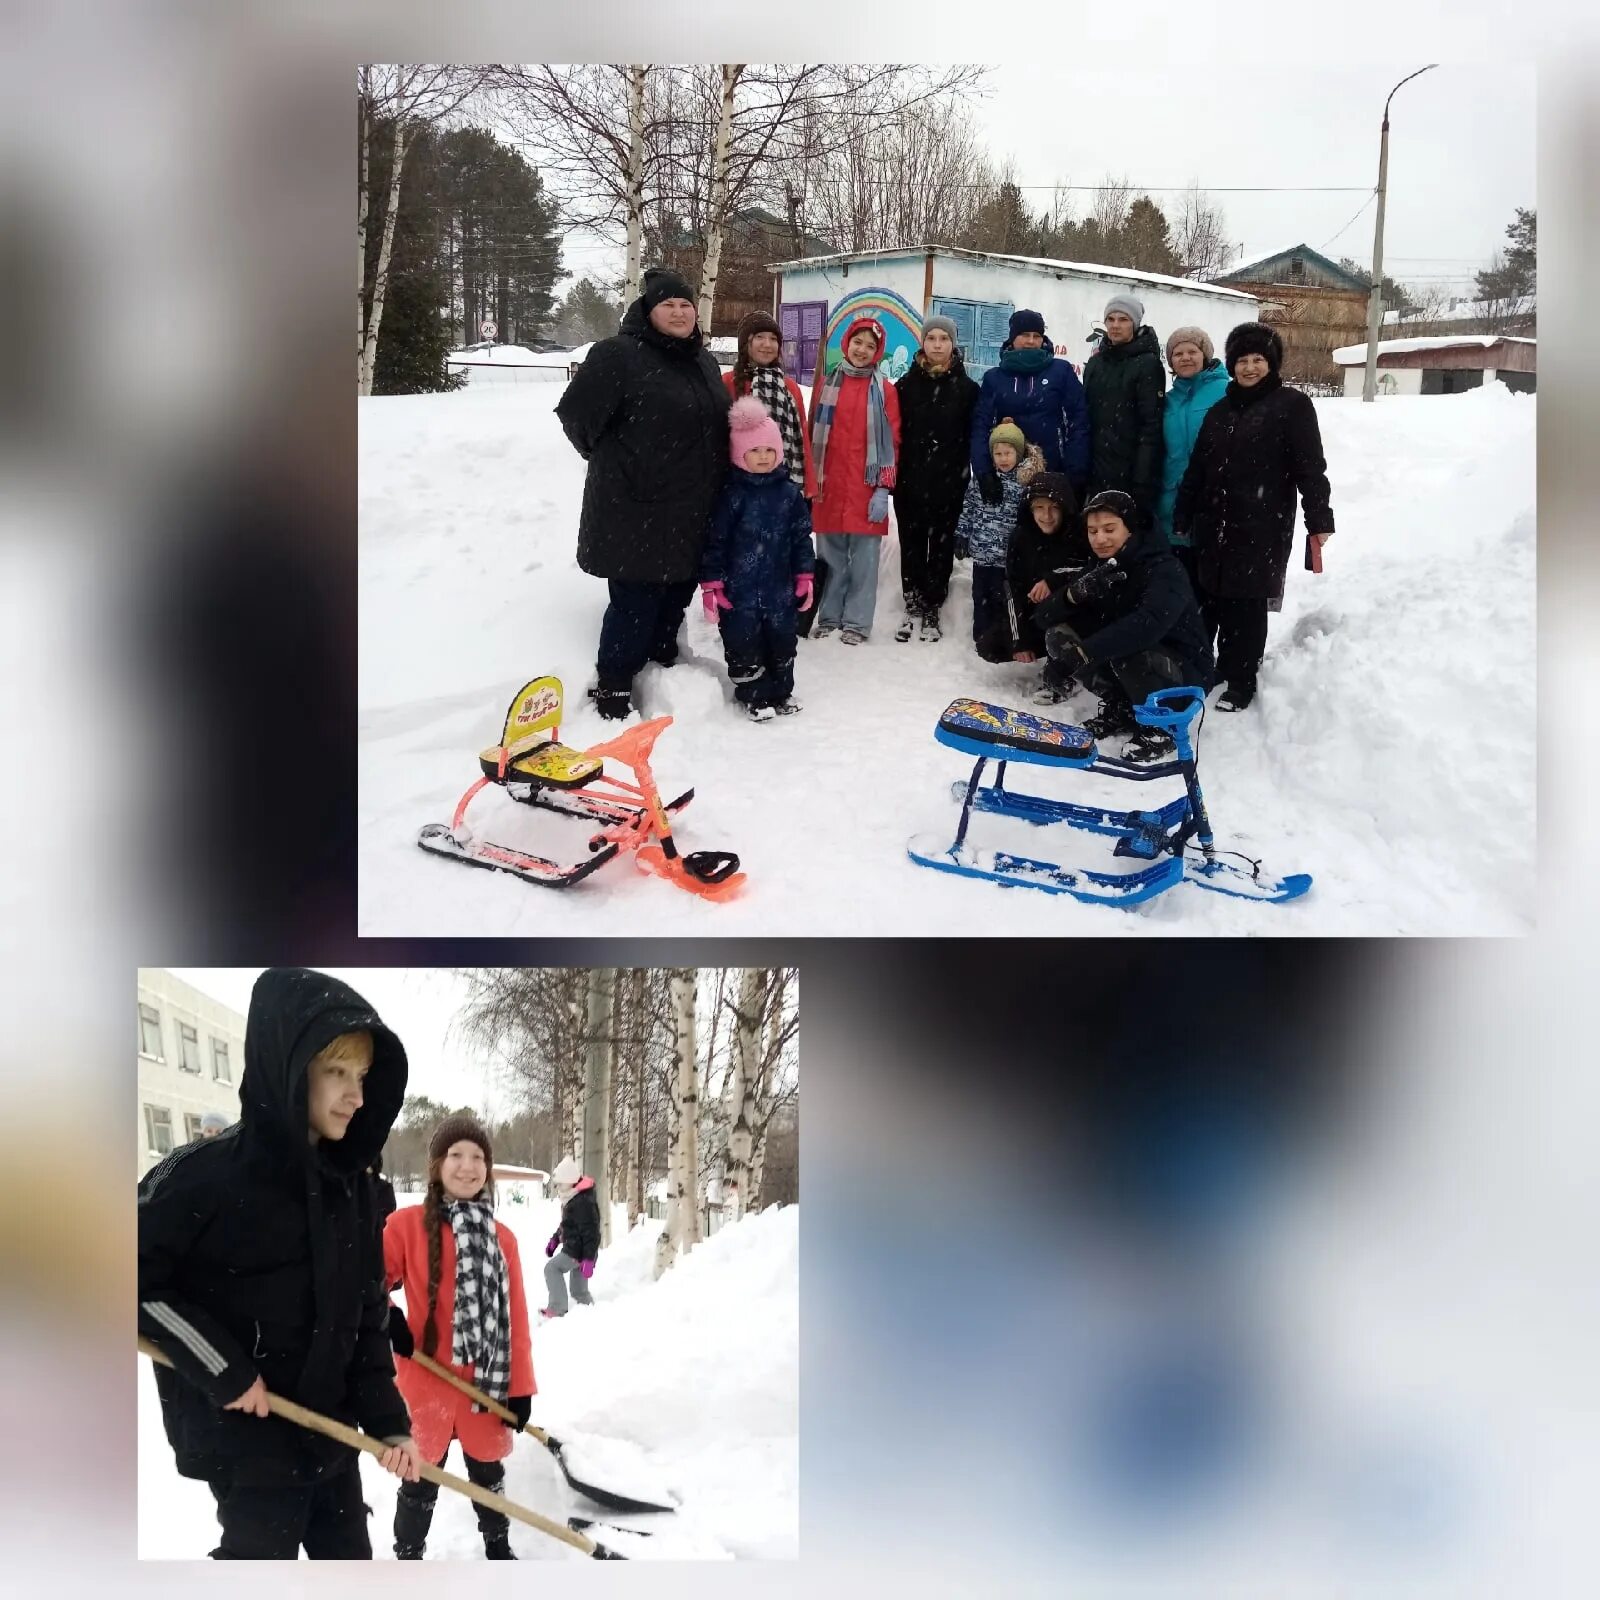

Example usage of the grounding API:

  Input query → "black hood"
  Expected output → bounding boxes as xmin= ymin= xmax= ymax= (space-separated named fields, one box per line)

xmin=239 ymin=968 xmax=407 ymax=1178
xmin=1098 ymin=323 xmax=1162 ymax=364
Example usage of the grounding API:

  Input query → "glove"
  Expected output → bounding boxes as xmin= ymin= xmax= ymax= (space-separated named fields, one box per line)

xmin=978 ymin=471 xmax=1003 ymax=506
xmin=700 ymin=581 xmax=733 ymax=623
xmin=954 ymin=532 xmax=969 ymax=560
xmin=545 ymin=1230 xmax=560 ymax=1259
xmin=878 ymin=465 xmax=897 ymax=491
xmin=868 ymin=487 xmax=890 ymax=523
xmin=579 ymin=1259 xmax=595 ymax=1280
xmin=794 ymin=573 xmax=814 ymax=612
xmin=503 ymin=1394 xmax=532 ymax=1432
xmin=387 ymin=1302 xmax=414 ymax=1359
xmin=1066 ymin=560 xmax=1127 ymax=607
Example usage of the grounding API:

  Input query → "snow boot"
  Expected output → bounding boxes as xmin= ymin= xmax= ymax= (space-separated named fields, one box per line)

xmin=540 ymin=1307 xmax=563 ymax=1319
xmin=1083 ymin=697 xmax=1137 ymax=741
xmin=588 ymin=685 xmax=632 ymax=721
xmin=812 ymin=620 xmax=839 ymax=640
xmin=1217 ymin=681 xmax=1256 ymax=713
xmin=772 ymin=698 xmax=802 ymax=716
xmin=393 ymin=1481 xmax=436 ymax=1558
xmin=841 ymin=628 xmax=867 ymax=646
xmin=1122 ymin=725 xmax=1176 ymax=764
xmin=919 ymin=614 xmax=942 ymax=643
xmin=895 ymin=613 xmax=916 ymax=642
xmin=485 ymin=1536 xmax=517 ymax=1560
xmin=744 ymin=702 xmax=777 ymax=723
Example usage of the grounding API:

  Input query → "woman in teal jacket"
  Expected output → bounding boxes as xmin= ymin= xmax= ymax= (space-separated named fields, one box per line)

xmin=1155 ymin=326 xmax=1230 ymax=586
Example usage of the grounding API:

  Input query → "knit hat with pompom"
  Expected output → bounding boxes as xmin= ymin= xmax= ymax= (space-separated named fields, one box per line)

xmin=728 ymin=395 xmax=784 ymax=469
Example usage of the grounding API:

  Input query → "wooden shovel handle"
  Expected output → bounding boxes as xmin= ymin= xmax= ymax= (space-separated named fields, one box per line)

xmin=138 ymin=1337 xmax=595 ymax=1557
xmin=407 ymin=1349 xmax=551 ymax=1445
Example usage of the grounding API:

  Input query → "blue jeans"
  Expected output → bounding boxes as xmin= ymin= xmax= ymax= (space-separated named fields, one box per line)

xmin=596 ymin=578 xmax=698 ymax=690
xmin=719 ymin=607 xmax=799 ymax=706
xmin=814 ymin=533 xmax=883 ymax=634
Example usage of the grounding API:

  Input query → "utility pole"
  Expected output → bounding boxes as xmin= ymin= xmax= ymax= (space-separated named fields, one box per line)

xmin=1362 ymin=65 xmax=1438 ymax=402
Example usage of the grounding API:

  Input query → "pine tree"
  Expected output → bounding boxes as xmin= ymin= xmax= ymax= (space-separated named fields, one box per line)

xmin=556 ymin=278 xmax=624 ymax=343
xmin=1119 ymin=197 xmax=1182 ymax=277
xmin=1475 ymin=207 xmax=1535 ymax=302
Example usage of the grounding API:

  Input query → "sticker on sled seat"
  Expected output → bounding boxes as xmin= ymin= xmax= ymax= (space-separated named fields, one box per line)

xmin=478 ymin=741 xmax=602 ymax=788
xmin=935 ymin=697 xmax=1098 ymax=767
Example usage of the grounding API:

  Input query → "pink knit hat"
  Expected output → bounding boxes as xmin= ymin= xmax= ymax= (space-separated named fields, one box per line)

xmin=728 ymin=395 xmax=783 ymax=469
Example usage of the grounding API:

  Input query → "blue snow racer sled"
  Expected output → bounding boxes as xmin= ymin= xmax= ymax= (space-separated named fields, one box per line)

xmin=907 ymin=687 xmax=1311 ymax=908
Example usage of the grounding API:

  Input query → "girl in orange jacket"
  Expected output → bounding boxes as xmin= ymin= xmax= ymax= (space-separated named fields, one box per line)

xmin=383 ymin=1113 xmax=534 ymax=1559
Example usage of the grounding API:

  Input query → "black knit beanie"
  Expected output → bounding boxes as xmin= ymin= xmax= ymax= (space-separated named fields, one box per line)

xmin=641 ymin=266 xmax=697 ymax=312
xmin=1083 ymin=488 xmax=1139 ymax=526
xmin=429 ymin=1112 xmax=493 ymax=1168
xmin=1224 ymin=321 xmax=1284 ymax=376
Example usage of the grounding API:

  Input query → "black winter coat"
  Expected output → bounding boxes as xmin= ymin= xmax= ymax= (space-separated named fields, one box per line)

xmin=559 ymin=1186 xmax=602 ymax=1262
xmin=1173 ymin=373 xmax=1334 ymax=601
xmin=138 ymin=969 xmax=410 ymax=1487
xmin=1082 ymin=324 xmax=1168 ymax=518
xmin=555 ymin=297 xmax=730 ymax=584
xmin=893 ymin=353 xmax=980 ymax=516
xmin=1041 ymin=522 xmax=1213 ymax=683
xmin=1003 ymin=517 xmax=1092 ymax=656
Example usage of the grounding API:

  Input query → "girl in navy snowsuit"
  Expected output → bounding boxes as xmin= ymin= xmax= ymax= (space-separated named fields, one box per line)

xmin=700 ymin=397 xmax=817 ymax=720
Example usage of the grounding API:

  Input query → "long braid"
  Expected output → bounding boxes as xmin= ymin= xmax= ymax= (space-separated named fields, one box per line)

xmin=421 ymin=1172 xmax=444 ymax=1359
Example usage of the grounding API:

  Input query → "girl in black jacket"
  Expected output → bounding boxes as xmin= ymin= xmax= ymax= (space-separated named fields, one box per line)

xmin=892 ymin=316 xmax=980 ymax=641
xmin=1173 ymin=322 xmax=1333 ymax=711
xmin=542 ymin=1155 xmax=602 ymax=1317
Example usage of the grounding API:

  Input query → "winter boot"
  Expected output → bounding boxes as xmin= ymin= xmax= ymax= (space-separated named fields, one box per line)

xmin=772 ymin=698 xmax=803 ymax=716
xmin=895 ymin=613 xmax=916 ymax=642
xmin=1217 ymin=681 xmax=1256 ymax=713
xmin=1121 ymin=725 xmax=1177 ymax=764
xmin=744 ymin=702 xmax=777 ymax=723
xmin=485 ymin=1536 xmax=517 ymax=1560
xmin=393 ymin=1479 xmax=437 ymax=1559
xmin=841 ymin=628 xmax=868 ymax=646
xmin=919 ymin=613 xmax=942 ymax=643
xmin=1083 ymin=696 xmax=1137 ymax=741
xmin=811 ymin=619 xmax=839 ymax=640
xmin=540 ymin=1307 xmax=563 ymax=1319
xmin=588 ymin=685 xmax=632 ymax=721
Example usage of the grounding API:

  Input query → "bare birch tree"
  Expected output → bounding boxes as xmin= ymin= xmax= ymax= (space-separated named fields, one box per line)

xmin=582 ymin=968 xmax=614 ymax=1250
xmin=655 ymin=966 xmax=702 ymax=1278
xmin=698 ymin=63 xmax=744 ymax=326
xmin=1172 ymin=182 xmax=1235 ymax=280
xmin=624 ymin=66 xmax=648 ymax=302
xmin=721 ymin=969 xmax=764 ymax=1222
xmin=358 ymin=63 xmax=485 ymax=395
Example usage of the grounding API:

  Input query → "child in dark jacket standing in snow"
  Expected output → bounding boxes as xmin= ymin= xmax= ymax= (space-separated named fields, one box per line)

xmin=138 ymin=968 xmax=421 ymax=1560
xmin=543 ymin=1156 xmax=602 ymax=1317
xmin=956 ymin=419 xmax=1041 ymax=655
xmin=700 ymin=396 xmax=816 ymax=721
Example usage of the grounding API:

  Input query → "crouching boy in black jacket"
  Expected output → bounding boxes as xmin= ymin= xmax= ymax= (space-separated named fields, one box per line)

xmin=1031 ymin=488 xmax=1214 ymax=763
xmin=138 ymin=968 xmax=421 ymax=1558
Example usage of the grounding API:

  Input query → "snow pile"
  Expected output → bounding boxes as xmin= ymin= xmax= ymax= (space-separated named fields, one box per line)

xmin=1331 ymin=334 xmax=1535 ymax=364
xmin=137 ymin=1203 xmax=798 ymax=1559
xmin=359 ymin=381 xmax=1534 ymax=935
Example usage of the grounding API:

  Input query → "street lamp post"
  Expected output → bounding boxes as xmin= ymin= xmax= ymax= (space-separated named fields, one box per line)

xmin=1361 ymin=64 xmax=1438 ymax=402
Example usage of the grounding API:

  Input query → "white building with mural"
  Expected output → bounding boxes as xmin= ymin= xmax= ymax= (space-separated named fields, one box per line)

xmin=136 ymin=970 xmax=246 ymax=1178
xmin=767 ymin=245 xmax=1258 ymax=388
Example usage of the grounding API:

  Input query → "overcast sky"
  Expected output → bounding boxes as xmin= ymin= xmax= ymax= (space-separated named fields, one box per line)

xmin=168 ymin=968 xmax=520 ymax=1118
xmin=557 ymin=59 xmax=1533 ymax=302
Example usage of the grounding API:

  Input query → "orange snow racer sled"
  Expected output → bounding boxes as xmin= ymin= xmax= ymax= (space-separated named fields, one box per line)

xmin=416 ymin=676 xmax=745 ymax=898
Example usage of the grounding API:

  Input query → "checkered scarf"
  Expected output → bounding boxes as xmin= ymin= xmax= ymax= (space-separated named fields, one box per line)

xmin=445 ymin=1198 xmax=511 ymax=1407
xmin=749 ymin=364 xmax=807 ymax=490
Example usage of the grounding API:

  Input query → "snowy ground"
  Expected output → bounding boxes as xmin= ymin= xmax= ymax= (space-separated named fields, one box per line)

xmin=137 ymin=1202 xmax=798 ymax=1560
xmin=360 ymin=382 xmax=1534 ymax=935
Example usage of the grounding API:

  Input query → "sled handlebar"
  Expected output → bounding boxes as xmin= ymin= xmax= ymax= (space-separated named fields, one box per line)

xmin=1133 ymin=686 xmax=1206 ymax=731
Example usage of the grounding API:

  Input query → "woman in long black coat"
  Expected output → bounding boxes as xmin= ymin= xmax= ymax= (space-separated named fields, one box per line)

xmin=892 ymin=315 xmax=980 ymax=641
xmin=1173 ymin=322 xmax=1333 ymax=712
xmin=555 ymin=267 xmax=730 ymax=718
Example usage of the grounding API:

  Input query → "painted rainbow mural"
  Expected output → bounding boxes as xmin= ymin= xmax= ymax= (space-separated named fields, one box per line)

xmin=819 ymin=287 xmax=925 ymax=383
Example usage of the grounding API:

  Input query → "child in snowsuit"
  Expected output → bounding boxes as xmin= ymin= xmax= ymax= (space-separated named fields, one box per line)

xmin=956 ymin=419 xmax=1042 ymax=655
xmin=807 ymin=316 xmax=902 ymax=643
xmin=700 ymin=396 xmax=816 ymax=721
xmin=974 ymin=471 xmax=1084 ymax=663
xmin=1032 ymin=488 xmax=1214 ymax=763
xmin=383 ymin=1113 xmax=535 ymax=1560
xmin=542 ymin=1155 xmax=602 ymax=1317
xmin=138 ymin=969 xmax=420 ymax=1559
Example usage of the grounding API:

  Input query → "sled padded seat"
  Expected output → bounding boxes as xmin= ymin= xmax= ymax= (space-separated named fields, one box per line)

xmin=479 ymin=739 xmax=602 ymax=789
xmin=935 ymin=697 xmax=1098 ymax=768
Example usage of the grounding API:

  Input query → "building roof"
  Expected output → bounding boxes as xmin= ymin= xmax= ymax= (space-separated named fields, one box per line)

xmin=766 ymin=244 xmax=1255 ymax=301
xmin=1216 ymin=243 xmax=1369 ymax=294
xmin=1383 ymin=293 xmax=1536 ymax=326
xmin=1331 ymin=334 xmax=1537 ymax=364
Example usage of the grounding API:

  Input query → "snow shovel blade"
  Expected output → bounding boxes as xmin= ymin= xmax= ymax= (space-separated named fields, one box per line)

xmin=545 ymin=1435 xmax=679 ymax=1515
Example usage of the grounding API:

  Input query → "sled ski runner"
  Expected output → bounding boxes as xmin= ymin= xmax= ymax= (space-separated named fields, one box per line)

xmin=909 ymin=688 xmax=1310 ymax=907
xmin=138 ymin=1339 xmax=626 ymax=1559
xmin=417 ymin=675 xmax=744 ymax=899
xmin=408 ymin=1350 xmax=678 ymax=1516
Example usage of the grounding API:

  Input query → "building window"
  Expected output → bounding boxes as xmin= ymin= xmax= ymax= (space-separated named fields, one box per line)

xmin=1290 ymin=257 xmax=1305 ymax=280
xmin=144 ymin=1104 xmax=173 ymax=1156
xmin=211 ymin=1039 xmax=231 ymax=1083
xmin=139 ymin=1003 xmax=164 ymax=1060
xmin=177 ymin=1022 xmax=201 ymax=1073
xmin=184 ymin=1112 xmax=204 ymax=1143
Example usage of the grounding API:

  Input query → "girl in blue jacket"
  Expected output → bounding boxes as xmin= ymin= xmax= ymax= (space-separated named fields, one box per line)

xmin=700 ymin=398 xmax=816 ymax=721
xmin=1154 ymin=326 xmax=1229 ymax=585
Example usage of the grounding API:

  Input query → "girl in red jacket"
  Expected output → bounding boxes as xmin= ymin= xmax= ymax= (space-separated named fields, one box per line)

xmin=808 ymin=316 xmax=902 ymax=643
xmin=384 ymin=1113 xmax=534 ymax=1560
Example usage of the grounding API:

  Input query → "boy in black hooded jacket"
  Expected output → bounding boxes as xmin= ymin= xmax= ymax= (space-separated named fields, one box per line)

xmin=138 ymin=968 xmax=420 ymax=1558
